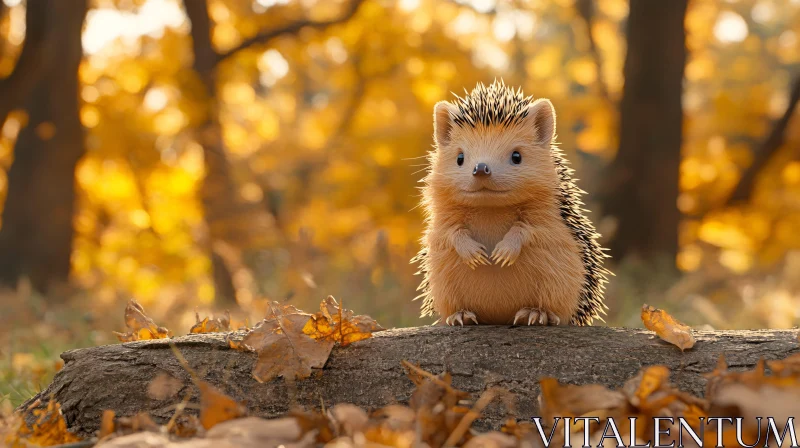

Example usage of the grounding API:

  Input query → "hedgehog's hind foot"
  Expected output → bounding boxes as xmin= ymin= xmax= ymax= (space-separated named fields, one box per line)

xmin=445 ymin=310 xmax=478 ymax=326
xmin=513 ymin=308 xmax=561 ymax=326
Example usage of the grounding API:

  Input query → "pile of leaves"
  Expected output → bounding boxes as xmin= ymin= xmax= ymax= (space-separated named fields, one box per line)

xmin=109 ymin=296 xmax=384 ymax=384
xmin=227 ymin=296 xmax=384 ymax=383
xmin=4 ymin=301 xmax=800 ymax=447
xmin=7 ymin=349 xmax=800 ymax=447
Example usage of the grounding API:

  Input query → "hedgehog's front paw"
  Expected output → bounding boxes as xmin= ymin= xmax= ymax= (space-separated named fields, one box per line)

xmin=513 ymin=308 xmax=561 ymax=326
xmin=445 ymin=310 xmax=478 ymax=326
xmin=455 ymin=239 xmax=490 ymax=269
xmin=491 ymin=238 xmax=521 ymax=267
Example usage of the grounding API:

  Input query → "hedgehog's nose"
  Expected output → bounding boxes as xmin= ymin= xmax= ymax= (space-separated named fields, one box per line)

xmin=473 ymin=163 xmax=491 ymax=177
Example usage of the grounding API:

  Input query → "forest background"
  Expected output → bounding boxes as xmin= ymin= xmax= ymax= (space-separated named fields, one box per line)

xmin=0 ymin=0 xmax=799 ymax=410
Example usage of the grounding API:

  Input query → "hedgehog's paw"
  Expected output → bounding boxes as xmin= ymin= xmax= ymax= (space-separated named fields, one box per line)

xmin=513 ymin=308 xmax=561 ymax=326
xmin=445 ymin=310 xmax=478 ymax=326
xmin=454 ymin=239 xmax=490 ymax=270
xmin=491 ymin=238 xmax=521 ymax=267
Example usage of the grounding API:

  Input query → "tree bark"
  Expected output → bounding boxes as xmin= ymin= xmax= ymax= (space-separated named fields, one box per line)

xmin=20 ymin=326 xmax=799 ymax=438
xmin=0 ymin=0 xmax=88 ymax=291
xmin=0 ymin=0 xmax=53 ymax=128
xmin=600 ymin=0 xmax=688 ymax=264
xmin=182 ymin=0 xmax=366 ymax=306
xmin=183 ymin=0 xmax=240 ymax=306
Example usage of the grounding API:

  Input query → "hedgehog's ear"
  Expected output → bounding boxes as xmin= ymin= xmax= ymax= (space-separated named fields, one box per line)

xmin=433 ymin=101 xmax=457 ymax=147
xmin=523 ymin=99 xmax=556 ymax=147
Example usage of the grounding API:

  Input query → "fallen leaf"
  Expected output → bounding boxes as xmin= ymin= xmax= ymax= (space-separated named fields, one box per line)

xmin=623 ymin=365 xmax=671 ymax=407
xmin=641 ymin=304 xmax=695 ymax=351
xmin=206 ymin=417 xmax=313 ymax=448
xmin=463 ymin=431 xmax=518 ymax=448
xmin=114 ymin=412 xmax=160 ymax=434
xmin=767 ymin=352 xmax=800 ymax=376
xmin=538 ymin=377 xmax=626 ymax=422
xmin=228 ymin=302 xmax=333 ymax=383
xmin=290 ymin=409 xmax=336 ymax=443
xmin=147 ymin=372 xmax=183 ymax=400
xmin=703 ymin=354 xmax=729 ymax=400
xmin=8 ymin=399 xmax=81 ymax=447
xmin=99 ymin=410 xmax=115 ymax=439
xmin=114 ymin=299 xmax=172 ymax=342
xmin=303 ymin=295 xmax=384 ymax=346
xmin=329 ymin=404 xmax=369 ymax=437
xmin=190 ymin=310 xmax=231 ymax=334
xmin=197 ymin=380 xmax=247 ymax=430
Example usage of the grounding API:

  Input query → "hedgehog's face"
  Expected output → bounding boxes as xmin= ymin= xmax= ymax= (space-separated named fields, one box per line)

xmin=429 ymin=98 xmax=560 ymax=208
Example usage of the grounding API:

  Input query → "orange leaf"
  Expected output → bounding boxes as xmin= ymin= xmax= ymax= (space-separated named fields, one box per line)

xmin=303 ymin=295 xmax=384 ymax=346
xmin=114 ymin=299 xmax=171 ymax=342
xmin=8 ymin=400 xmax=81 ymax=447
xmin=767 ymin=352 xmax=800 ymax=376
xmin=98 ymin=410 xmax=115 ymax=439
xmin=641 ymin=304 xmax=695 ymax=351
xmin=197 ymin=380 xmax=247 ymax=430
xmin=189 ymin=310 xmax=231 ymax=334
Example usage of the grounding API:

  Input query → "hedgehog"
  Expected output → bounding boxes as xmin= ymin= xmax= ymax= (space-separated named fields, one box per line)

xmin=411 ymin=80 xmax=609 ymax=326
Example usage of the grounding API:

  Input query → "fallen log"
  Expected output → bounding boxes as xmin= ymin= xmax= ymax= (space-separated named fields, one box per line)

xmin=20 ymin=325 xmax=800 ymax=438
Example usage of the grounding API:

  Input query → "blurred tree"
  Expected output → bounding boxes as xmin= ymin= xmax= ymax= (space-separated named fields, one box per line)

xmin=726 ymin=76 xmax=800 ymax=205
xmin=0 ymin=0 xmax=50 ymax=127
xmin=182 ymin=0 xmax=365 ymax=305
xmin=0 ymin=0 xmax=88 ymax=291
xmin=600 ymin=0 xmax=689 ymax=265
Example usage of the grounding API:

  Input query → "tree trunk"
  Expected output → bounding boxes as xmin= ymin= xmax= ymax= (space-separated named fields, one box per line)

xmin=183 ymin=0 xmax=245 ymax=306
xmin=20 ymin=326 xmax=799 ymax=438
xmin=0 ymin=0 xmax=88 ymax=291
xmin=600 ymin=0 xmax=688 ymax=264
xmin=0 ymin=0 xmax=52 ymax=128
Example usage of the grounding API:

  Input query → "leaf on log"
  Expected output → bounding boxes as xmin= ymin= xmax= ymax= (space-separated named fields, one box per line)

xmin=641 ymin=304 xmax=695 ymax=351
xmin=228 ymin=302 xmax=334 ymax=383
xmin=190 ymin=310 xmax=231 ymax=334
xmin=303 ymin=295 xmax=385 ymax=346
xmin=113 ymin=299 xmax=172 ymax=342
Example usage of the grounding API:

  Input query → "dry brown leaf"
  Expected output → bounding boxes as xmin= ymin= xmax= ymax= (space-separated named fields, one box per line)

xmin=290 ymin=409 xmax=336 ymax=444
xmin=114 ymin=412 xmax=160 ymax=434
xmin=147 ymin=372 xmax=183 ymax=400
xmin=197 ymin=380 xmax=247 ymax=430
xmin=114 ymin=299 xmax=172 ymax=342
xmin=463 ymin=431 xmax=518 ymax=448
xmin=404 ymin=361 xmax=469 ymax=411
xmin=622 ymin=365 xmax=671 ymax=408
xmin=329 ymin=404 xmax=369 ymax=437
xmin=228 ymin=302 xmax=333 ymax=383
xmin=364 ymin=405 xmax=417 ymax=448
xmin=767 ymin=352 xmax=800 ymax=376
xmin=205 ymin=417 xmax=314 ymax=448
xmin=303 ymin=295 xmax=384 ymax=346
xmin=641 ymin=304 xmax=695 ymax=351
xmin=7 ymin=399 xmax=82 ymax=447
xmin=538 ymin=377 xmax=626 ymax=422
xmin=703 ymin=354 xmax=729 ymax=399
xmin=190 ymin=310 xmax=231 ymax=334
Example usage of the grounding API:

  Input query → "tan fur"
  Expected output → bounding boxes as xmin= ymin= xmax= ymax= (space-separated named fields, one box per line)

xmin=418 ymin=97 xmax=586 ymax=325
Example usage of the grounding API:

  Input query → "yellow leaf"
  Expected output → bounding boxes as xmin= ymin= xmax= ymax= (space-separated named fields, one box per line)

xmin=641 ymin=304 xmax=695 ymax=351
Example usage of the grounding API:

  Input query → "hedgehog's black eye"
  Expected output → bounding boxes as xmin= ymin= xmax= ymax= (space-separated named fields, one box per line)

xmin=511 ymin=151 xmax=522 ymax=164
xmin=457 ymin=153 xmax=464 ymax=166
